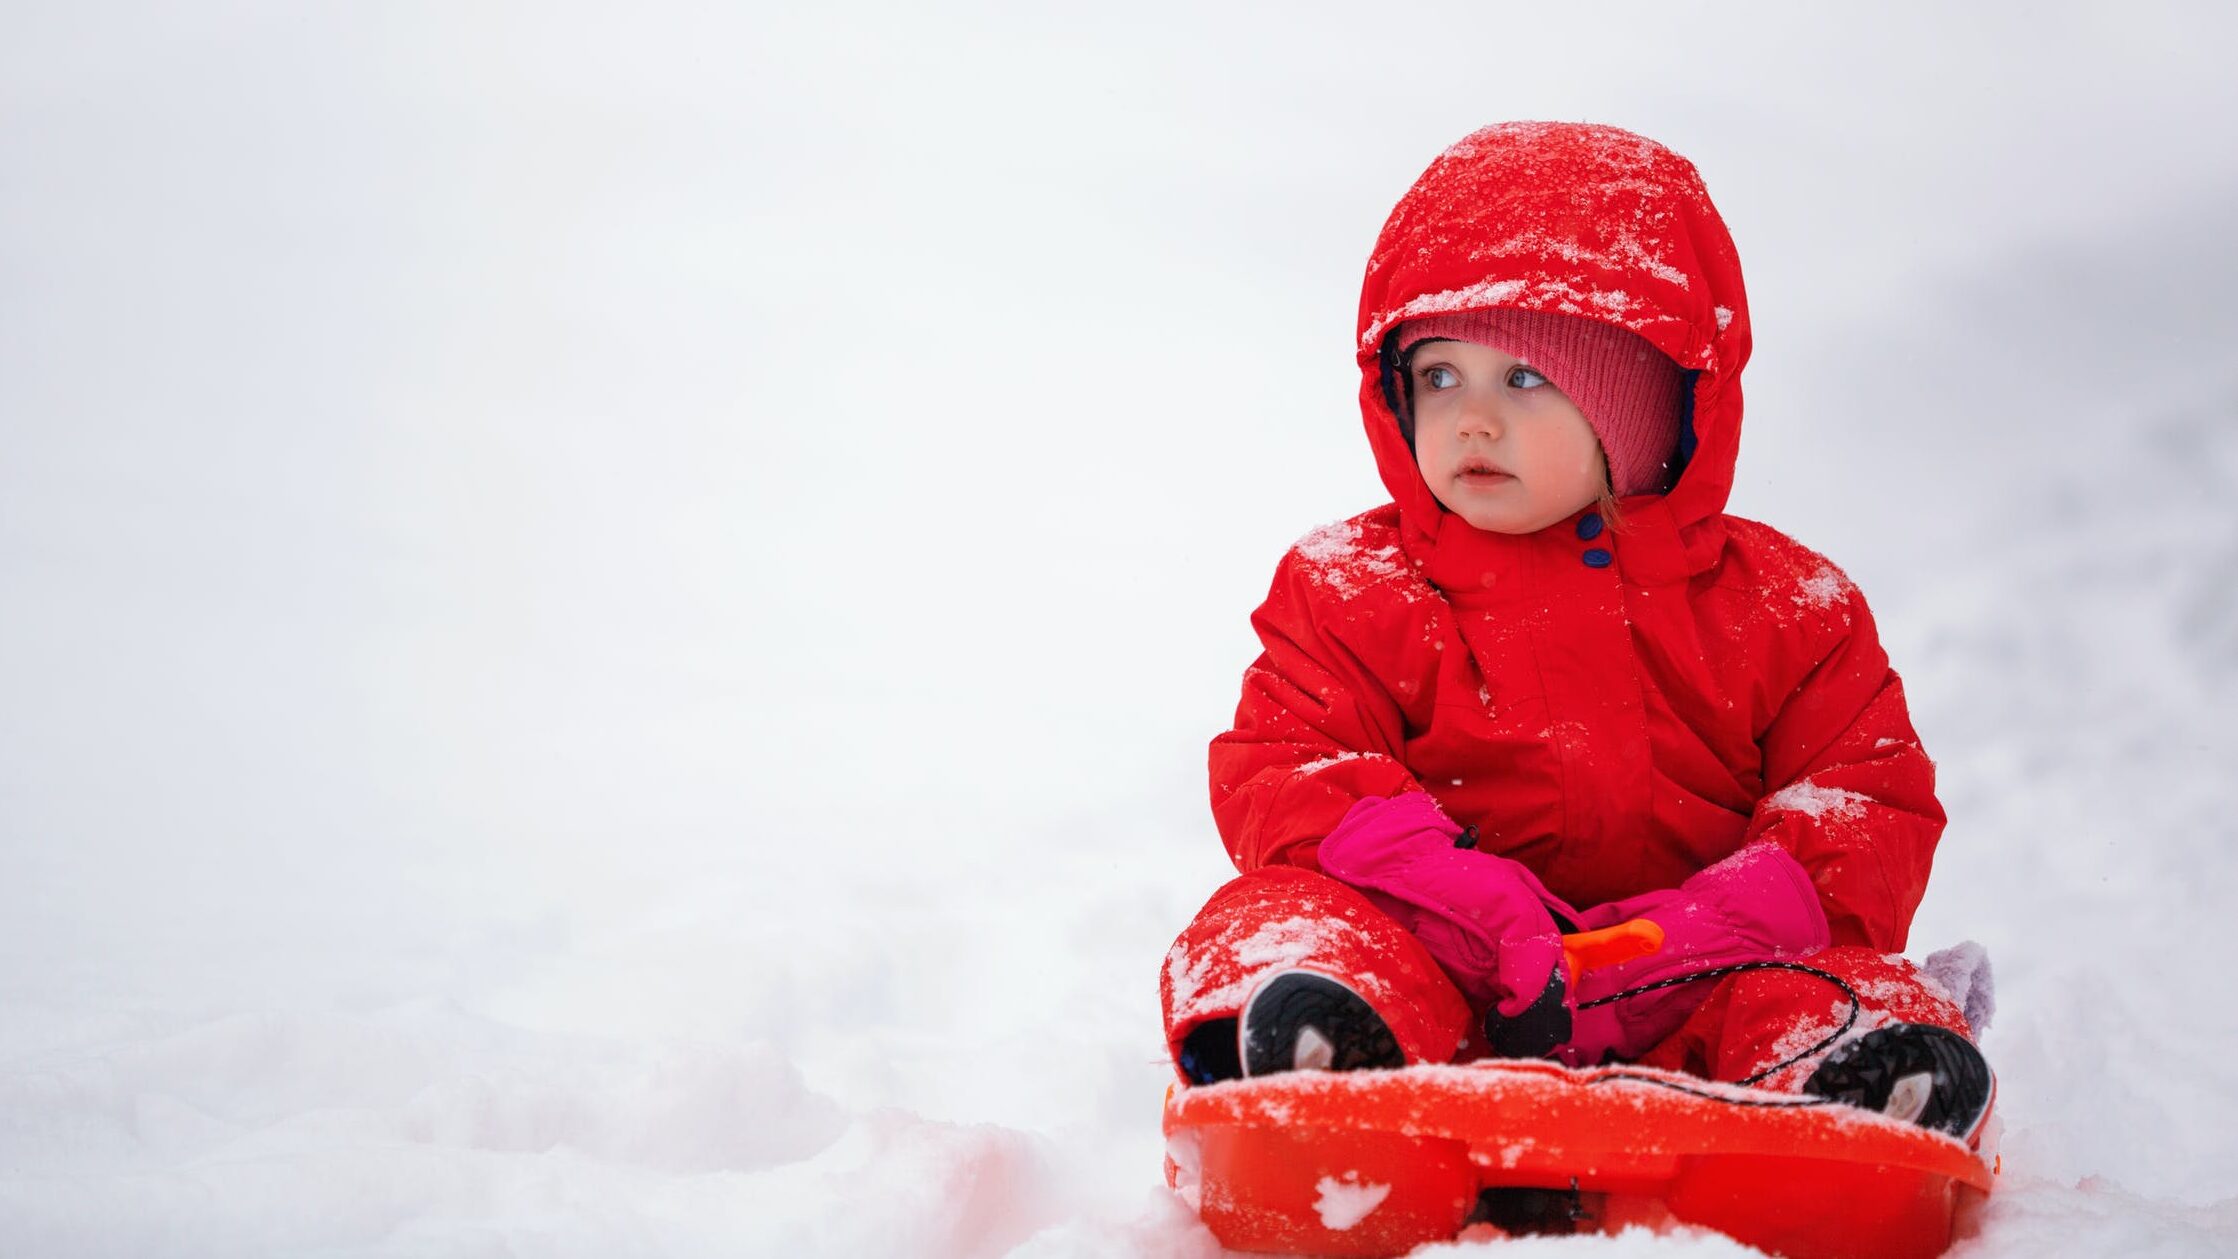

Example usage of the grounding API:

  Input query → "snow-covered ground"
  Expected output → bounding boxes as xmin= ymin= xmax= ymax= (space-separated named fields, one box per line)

xmin=5 ymin=4 xmax=2237 ymax=1255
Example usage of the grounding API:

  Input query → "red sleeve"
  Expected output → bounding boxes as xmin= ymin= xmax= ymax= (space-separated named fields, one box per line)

xmin=1208 ymin=548 xmax=1424 ymax=872
xmin=1741 ymin=581 xmax=1945 ymax=951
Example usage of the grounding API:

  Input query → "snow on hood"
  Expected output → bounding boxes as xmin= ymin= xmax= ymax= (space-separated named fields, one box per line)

xmin=1354 ymin=122 xmax=1753 ymax=559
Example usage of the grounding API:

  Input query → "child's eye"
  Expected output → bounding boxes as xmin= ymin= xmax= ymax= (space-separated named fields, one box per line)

xmin=1420 ymin=365 xmax=1458 ymax=390
xmin=1509 ymin=366 xmax=1549 ymax=389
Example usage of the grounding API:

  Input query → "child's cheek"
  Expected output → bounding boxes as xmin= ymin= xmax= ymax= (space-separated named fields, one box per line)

xmin=1421 ymin=464 xmax=1463 ymax=515
xmin=1409 ymin=439 xmax=1439 ymax=490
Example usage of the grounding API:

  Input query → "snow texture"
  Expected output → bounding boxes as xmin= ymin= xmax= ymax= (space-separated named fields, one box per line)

xmin=1792 ymin=562 xmax=1855 ymax=611
xmin=1312 ymin=1174 xmax=1392 ymax=1230
xmin=1359 ymin=121 xmax=1704 ymax=350
xmin=1759 ymin=780 xmax=1872 ymax=822
xmin=1292 ymin=518 xmax=1414 ymax=601
xmin=1294 ymin=750 xmax=1365 ymax=776
xmin=7 ymin=5 xmax=2238 ymax=1257
xmin=1167 ymin=903 xmax=1396 ymax=1027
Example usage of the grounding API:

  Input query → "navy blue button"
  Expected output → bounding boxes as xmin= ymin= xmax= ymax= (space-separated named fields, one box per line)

xmin=1582 ymin=548 xmax=1613 ymax=568
xmin=1575 ymin=513 xmax=1604 ymax=540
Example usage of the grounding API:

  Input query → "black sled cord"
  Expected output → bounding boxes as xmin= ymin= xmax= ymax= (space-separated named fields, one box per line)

xmin=1572 ymin=960 xmax=1862 ymax=1107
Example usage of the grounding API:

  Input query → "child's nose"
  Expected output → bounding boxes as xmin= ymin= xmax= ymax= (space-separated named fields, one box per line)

xmin=1458 ymin=398 xmax=1507 ymax=438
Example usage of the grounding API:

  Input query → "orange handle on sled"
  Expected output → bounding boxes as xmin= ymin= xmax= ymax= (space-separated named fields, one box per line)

xmin=1561 ymin=918 xmax=1665 ymax=985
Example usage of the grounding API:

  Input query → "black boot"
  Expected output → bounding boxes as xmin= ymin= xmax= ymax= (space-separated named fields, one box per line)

xmin=1802 ymin=1022 xmax=1995 ymax=1143
xmin=1238 ymin=971 xmax=1405 ymax=1077
xmin=1176 ymin=1018 xmax=1243 ymax=1085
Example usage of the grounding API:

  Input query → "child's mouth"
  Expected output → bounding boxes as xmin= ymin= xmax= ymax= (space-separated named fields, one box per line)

xmin=1457 ymin=463 xmax=1513 ymax=484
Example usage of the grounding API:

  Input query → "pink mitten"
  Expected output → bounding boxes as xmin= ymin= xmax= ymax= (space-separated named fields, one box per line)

xmin=1556 ymin=841 xmax=1832 ymax=1067
xmin=1316 ymin=794 xmax=1580 ymax=1029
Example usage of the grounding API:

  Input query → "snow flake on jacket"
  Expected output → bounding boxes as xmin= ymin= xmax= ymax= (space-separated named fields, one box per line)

xmin=1290 ymin=518 xmax=1426 ymax=603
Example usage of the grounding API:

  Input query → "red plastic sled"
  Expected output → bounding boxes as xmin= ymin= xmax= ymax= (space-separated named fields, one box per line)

xmin=1163 ymin=1059 xmax=1996 ymax=1258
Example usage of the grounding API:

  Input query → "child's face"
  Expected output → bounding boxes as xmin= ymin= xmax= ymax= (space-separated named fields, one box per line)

xmin=1408 ymin=339 xmax=1608 ymax=534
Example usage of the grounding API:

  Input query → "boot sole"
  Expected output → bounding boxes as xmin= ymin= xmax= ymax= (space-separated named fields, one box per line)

xmin=1240 ymin=971 xmax=1404 ymax=1077
xmin=1804 ymin=1022 xmax=1994 ymax=1143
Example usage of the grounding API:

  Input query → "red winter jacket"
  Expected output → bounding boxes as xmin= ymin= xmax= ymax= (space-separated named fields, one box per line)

xmin=1209 ymin=123 xmax=1944 ymax=951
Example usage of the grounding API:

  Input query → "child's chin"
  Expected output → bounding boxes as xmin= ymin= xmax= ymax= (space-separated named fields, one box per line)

xmin=1431 ymin=485 xmax=1555 ymax=535
xmin=1455 ymin=505 xmax=1541 ymax=535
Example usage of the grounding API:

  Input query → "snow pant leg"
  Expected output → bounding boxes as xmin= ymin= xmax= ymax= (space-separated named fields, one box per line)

xmin=1160 ymin=865 xmax=1473 ymax=1083
xmin=1635 ymin=946 xmax=1977 ymax=1092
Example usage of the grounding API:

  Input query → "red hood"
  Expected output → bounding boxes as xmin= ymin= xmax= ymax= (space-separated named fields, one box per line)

xmin=1355 ymin=122 xmax=1752 ymax=580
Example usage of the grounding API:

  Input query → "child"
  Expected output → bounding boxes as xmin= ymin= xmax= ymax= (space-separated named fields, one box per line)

xmin=1161 ymin=122 xmax=1994 ymax=1145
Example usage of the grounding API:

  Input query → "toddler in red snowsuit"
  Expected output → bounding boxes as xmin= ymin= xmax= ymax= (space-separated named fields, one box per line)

xmin=1162 ymin=122 xmax=1994 ymax=1144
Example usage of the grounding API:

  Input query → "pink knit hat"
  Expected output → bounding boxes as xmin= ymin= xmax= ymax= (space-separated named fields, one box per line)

xmin=1399 ymin=308 xmax=1691 ymax=496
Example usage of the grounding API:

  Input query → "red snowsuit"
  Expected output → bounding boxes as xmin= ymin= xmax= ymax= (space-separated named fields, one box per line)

xmin=1164 ymin=123 xmax=1974 ymax=1091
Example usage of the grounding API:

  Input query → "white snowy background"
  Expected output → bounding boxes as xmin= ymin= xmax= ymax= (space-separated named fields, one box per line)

xmin=5 ymin=3 xmax=2236 ymax=1255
